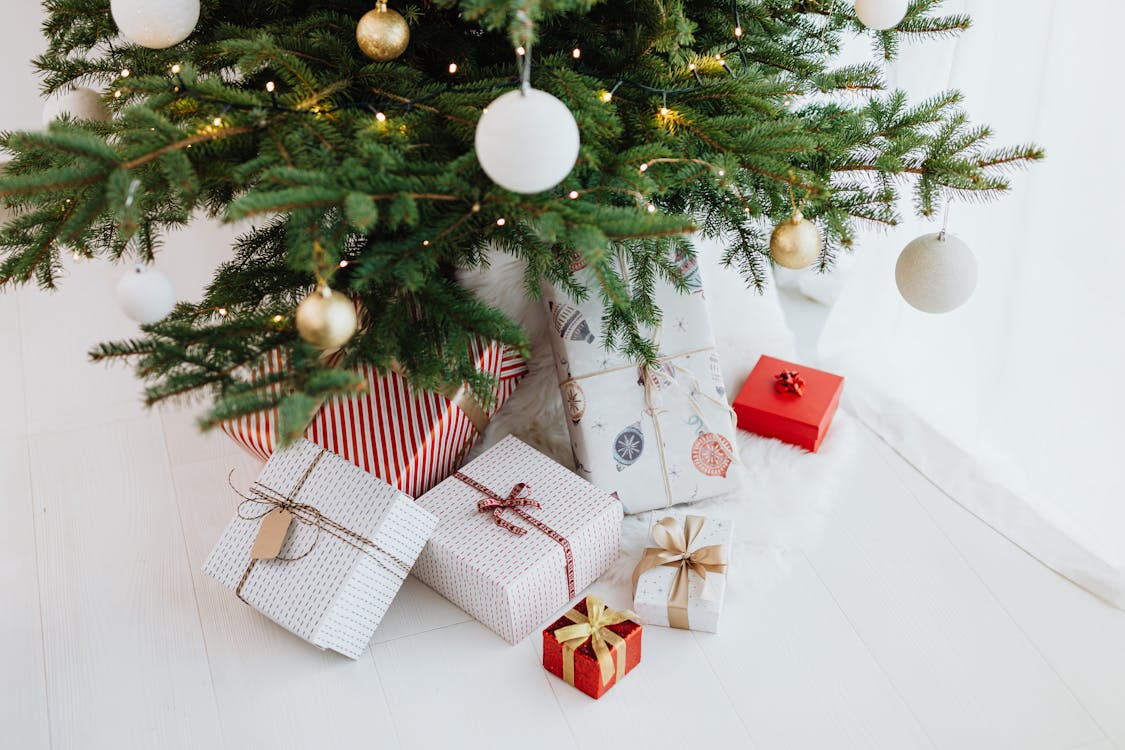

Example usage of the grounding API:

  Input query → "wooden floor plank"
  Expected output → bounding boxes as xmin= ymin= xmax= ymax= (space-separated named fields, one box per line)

xmin=806 ymin=425 xmax=1105 ymax=750
xmin=28 ymin=417 xmax=224 ymax=749
xmin=870 ymin=432 xmax=1125 ymax=749
xmin=0 ymin=437 xmax=51 ymax=749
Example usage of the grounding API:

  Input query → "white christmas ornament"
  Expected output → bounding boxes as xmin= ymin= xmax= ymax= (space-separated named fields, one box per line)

xmin=42 ymin=88 xmax=110 ymax=126
xmin=475 ymin=87 xmax=580 ymax=194
xmin=854 ymin=0 xmax=909 ymax=31
xmin=116 ymin=264 xmax=176 ymax=324
xmin=111 ymin=0 xmax=200 ymax=49
xmin=895 ymin=232 xmax=978 ymax=313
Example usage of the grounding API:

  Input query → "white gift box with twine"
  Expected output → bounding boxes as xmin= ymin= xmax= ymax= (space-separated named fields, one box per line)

xmin=203 ymin=439 xmax=438 ymax=659
xmin=541 ymin=252 xmax=742 ymax=513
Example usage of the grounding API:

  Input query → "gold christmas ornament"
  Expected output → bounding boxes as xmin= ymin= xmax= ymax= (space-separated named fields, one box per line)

xmin=296 ymin=285 xmax=358 ymax=350
xmin=356 ymin=2 xmax=410 ymax=62
xmin=769 ymin=211 xmax=822 ymax=269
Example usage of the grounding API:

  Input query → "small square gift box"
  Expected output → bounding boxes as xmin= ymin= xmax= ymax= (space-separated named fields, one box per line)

xmin=541 ymin=251 xmax=741 ymax=514
xmin=732 ymin=355 xmax=844 ymax=452
xmin=203 ymin=439 xmax=438 ymax=659
xmin=543 ymin=595 xmax=642 ymax=699
xmin=412 ymin=435 xmax=623 ymax=644
xmin=221 ymin=339 xmax=528 ymax=497
xmin=631 ymin=514 xmax=732 ymax=633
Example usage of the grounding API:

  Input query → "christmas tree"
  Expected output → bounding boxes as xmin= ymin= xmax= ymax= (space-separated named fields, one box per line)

xmin=0 ymin=0 xmax=1041 ymax=440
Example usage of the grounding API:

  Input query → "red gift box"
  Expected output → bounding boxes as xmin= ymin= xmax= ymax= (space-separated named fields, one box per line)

xmin=221 ymin=340 xmax=527 ymax=497
xmin=732 ymin=355 xmax=844 ymax=452
xmin=543 ymin=595 xmax=642 ymax=699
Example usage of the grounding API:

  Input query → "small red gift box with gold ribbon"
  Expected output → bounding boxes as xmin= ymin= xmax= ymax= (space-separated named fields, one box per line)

xmin=543 ymin=595 xmax=642 ymax=699
xmin=732 ymin=355 xmax=844 ymax=452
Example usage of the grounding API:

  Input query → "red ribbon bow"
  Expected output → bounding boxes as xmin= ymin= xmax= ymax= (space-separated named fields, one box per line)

xmin=774 ymin=369 xmax=806 ymax=396
xmin=474 ymin=481 xmax=542 ymax=536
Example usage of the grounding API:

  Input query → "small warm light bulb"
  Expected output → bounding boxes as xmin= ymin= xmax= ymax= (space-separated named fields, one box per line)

xmin=568 ymin=190 xmax=579 ymax=199
xmin=422 ymin=240 xmax=430 ymax=246
xmin=482 ymin=107 xmax=488 ymax=115
xmin=689 ymin=63 xmax=697 ymax=71
xmin=572 ymin=48 xmax=581 ymax=59
xmin=783 ymin=98 xmax=791 ymax=107
xmin=639 ymin=163 xmax=649 ymax=172
xmin=339 ymin=260 xmax=349 ymax=268
xmin=272 ymin=314 xmax=284 ymax=323
xmin=375 ymin=112 xmax=387 ymax=122
xmin=516 ymin=46 xmax=526 ymax=56
xmin=718 ymin=169 xmax=725 ymax=177
xmin=471 ymin=202 xmax=481 ymax=212
xmin=120 ymin=68 xmax=131 ymax=78
xmin=496 ymin=217 xmax=506 ymax=226
xmin=647 ymin=203 xmax=656 ymax=213
xmin=218 ymin=308 xmax=229 ymax=317
xmin=718 ymin=58 xmax=726 ymax=67
xmin=265 ymin=81 xmax=276 ymax=93
xmin=212 ymin=117 xmax=222 ymax=127
xmin=171 ymin=64 xmax=181 ymax=75
xmin=660 ymin=106 xmax=670 ymax=116
xmin=735 ymin=26 xmax=743 ymax=38
xmin=113 ymin=90 xmax=122 ymax=99
xmin=601 ymin=91 xmax=613 ymax=103
xmin=448 ymin=62 xmax=458 ymax=74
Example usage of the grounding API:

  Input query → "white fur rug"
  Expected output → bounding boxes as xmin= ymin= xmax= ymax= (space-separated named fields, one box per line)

xmin=458 ymin=236 xmax=857 ymax=590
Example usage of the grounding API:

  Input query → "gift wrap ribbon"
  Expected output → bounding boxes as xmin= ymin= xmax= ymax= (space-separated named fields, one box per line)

xmin=630 ymin=515 xmax=728 ymax=630
xmin=552 ymin=595 xmax=639 ymax=687
xmin=231 ymin=448 xmax=412 ymax=603
xmin=453 ymin=471 xmax=577 ymax=598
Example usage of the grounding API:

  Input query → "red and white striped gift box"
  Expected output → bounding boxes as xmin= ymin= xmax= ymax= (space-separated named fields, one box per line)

xmin=221 ymin=341 xmax=528 ymax=497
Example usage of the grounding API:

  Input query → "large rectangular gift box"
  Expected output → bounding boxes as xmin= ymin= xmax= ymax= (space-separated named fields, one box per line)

xmin=540 ymin=252 xmax=740 ymax=514
xmin=631 ymin=513 xmax=732 ymax=633
xmin=732 ymin=354 xmax=844 ymax=452
xmin=203 ymin=439 xmax=438 ymax=658
xmin=412 ymin=435 xmax=623 ymax=644
xmin=221 ymin=339 xmax=528 ymax=497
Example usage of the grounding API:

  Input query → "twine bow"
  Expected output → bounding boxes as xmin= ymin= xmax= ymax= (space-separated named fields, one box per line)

xmin=553 ymin=595 xmax=639 ymax=686
xmin=630 ymin=515 xmax=728 ymax=630
xmin=774 ymin=369 xmax=806 ymax=396
xmin=453 ymin=471 xmax=576 ymax=598
xmin=230 ymin=448 xmax=411 ymax=604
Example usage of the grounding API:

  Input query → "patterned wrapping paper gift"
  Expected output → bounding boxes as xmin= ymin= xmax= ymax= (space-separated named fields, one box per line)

xmin=541 ymin=253 xmax=741 ymax=514
xmin=221 ymin=339 xmax=528 ymax=498
xmin=203 ymin=439 xmax=438 ymax=659
xmin=631 ymin=513 xmax=732 ymax=633
xmin=412 ymin=435 xmax=624 ymax=644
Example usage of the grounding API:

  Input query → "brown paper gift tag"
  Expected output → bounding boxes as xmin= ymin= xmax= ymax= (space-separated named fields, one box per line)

xmin=250 ymin=508 xmax=294 ymax=560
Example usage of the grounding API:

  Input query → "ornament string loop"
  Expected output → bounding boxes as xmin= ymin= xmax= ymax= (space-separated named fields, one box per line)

xmin=228 ymin=448 xmax=411 ymax=604
xmin=453 ymin=471 xmax=576 ymax=597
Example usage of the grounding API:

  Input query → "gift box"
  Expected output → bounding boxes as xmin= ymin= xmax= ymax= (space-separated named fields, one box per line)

xmin=543 ymin=595 xmax=642 ymax=699
xmin=202 ymin=439 xmax=438 ymax=658
xmin=541 ymin=252 xmax=741 ymax=514
xmin=411 ymin=435 xmax=623 ymax=644
xmin=631 ymin=513 xmax=731 ymax=633
xmin=732 ymin=355 xmax=844 ymax=452
xmin=221 ymin=339 xmax=528 ymax=497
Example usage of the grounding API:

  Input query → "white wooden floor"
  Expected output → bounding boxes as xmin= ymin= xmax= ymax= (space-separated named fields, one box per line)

xmin=3 ymin=252 xmax=1125 ymax=750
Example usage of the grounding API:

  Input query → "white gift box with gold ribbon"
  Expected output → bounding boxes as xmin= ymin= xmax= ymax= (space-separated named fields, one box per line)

xmin=541 ymin=253 xmax=742 ymax=514
xmin=631 ymin=513 xmax=732 ymax=633
xmin=203 ymin=439 xmax=438 ymax=658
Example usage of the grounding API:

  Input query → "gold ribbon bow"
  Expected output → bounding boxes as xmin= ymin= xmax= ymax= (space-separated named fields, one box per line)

xmin=630 ymin=515 xmax=728 ymax=630
xmin=552 ymin=595 xmax=639 ymax=687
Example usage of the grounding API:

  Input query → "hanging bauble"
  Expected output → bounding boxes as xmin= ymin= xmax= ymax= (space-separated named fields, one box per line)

xmin=116 ymin=264 xmax=175 ymax=324
xmin=356 ymin=2 xmax=410 ymax=62
xmin=111 ymin=0 xmax=200 ymax=49
xmin=42 ymin=88 xmax=110 ymax=127
xmin=296 ymin=286 xmax=358 ymax=349
xmin=895 ymin=232 xmax=978 ymax=313
xmin=769 ymin=211 xmax=822 ymax=269
xmin=475 ymin=87 xmax=580 ymax=194
xmin=854 ymin=0 xmax=909 ymax=31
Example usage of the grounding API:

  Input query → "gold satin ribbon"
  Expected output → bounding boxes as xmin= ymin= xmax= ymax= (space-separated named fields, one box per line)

xmin=388 ymin=359 xmax=491 ymax=434
xmin=553 ymin=595 xmax=639 ymax=687
xmin=630 ymin=515 xmax=728 ymax=630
